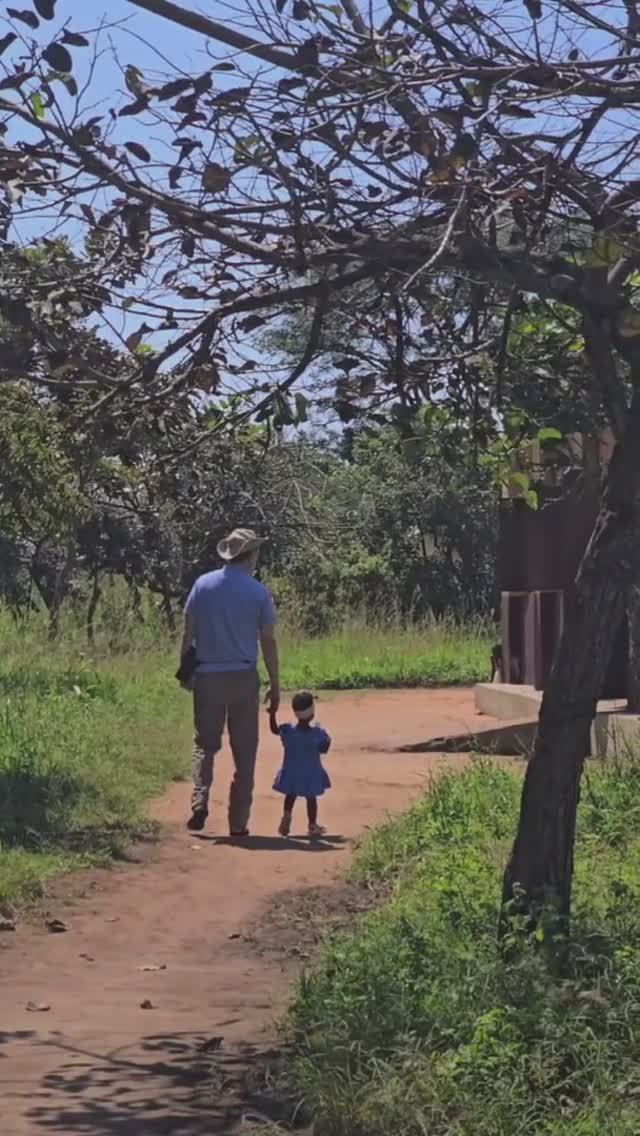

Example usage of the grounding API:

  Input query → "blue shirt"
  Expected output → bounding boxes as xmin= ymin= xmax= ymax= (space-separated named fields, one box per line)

xmin=185 ymin=566 xmax=277 ymax=673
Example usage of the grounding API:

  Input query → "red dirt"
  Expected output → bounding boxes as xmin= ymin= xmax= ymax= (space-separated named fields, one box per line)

xmin=0 ymin=688 xmax=503 ymax=1135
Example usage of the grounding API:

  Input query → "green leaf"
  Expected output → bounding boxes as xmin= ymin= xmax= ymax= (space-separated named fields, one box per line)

xmin=30 ymin=90 xmax=46 ymax=120
xmin=125 ymin=64 xmax=146 ymax=96
xmin=505 ymin=412 xmax=526 ymax=437
xmin=586 ymin=235 xmax=626 ymax=269
xmin=537 ymin=427 xmax=563 ymax=443
xmin=509 ymin=471 xmax=530 ymax=494
xmin=233 ymin=135 xmax=259 ymax=162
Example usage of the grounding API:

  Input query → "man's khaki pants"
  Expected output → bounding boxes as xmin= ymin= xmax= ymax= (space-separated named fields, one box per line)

xmin=191 ymin=669 xmax=260 ymax=831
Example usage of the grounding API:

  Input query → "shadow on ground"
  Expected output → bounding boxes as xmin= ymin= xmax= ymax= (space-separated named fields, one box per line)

xmin=197 ymin=833 xmax=348 ymax=853
xmin=12 ymin=1032 xmax=293 ymax=1136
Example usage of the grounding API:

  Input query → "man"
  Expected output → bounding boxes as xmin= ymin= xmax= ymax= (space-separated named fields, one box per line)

xmin=180 ymin=527 xmax=280 ymax=835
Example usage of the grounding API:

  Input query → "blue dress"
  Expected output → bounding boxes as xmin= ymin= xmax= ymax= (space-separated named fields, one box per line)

xmin=273 ymin=724 xmax=332 ymax=798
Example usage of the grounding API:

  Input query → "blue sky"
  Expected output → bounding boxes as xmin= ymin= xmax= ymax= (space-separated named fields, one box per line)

xmin=1 ymin=1 xmax=288 ymax=386
xmin=2 ymin=1 xmax=638 ymax=411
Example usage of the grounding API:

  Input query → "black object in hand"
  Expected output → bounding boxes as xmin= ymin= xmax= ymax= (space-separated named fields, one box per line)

xmin=175 ymin=645 xmax=198 ymax=685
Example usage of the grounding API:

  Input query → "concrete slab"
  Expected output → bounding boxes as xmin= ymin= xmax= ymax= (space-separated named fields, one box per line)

xmin=592 ymin=712 xmax=640 ymax=759
xmin=474 ymin=682 xmax=541 ymax=720
xmin=474 ymin=683 xmax=635 ymax=758
xmin=397 ymin=718 xmax=536 ymax=757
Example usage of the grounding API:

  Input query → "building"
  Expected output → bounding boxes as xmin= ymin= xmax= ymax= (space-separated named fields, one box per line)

xmin=498 ymin=431 xmax=628 ymax=698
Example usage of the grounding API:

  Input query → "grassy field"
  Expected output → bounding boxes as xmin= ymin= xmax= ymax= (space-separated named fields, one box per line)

xmin=287 ymin=759 xmax=640 ymax=1135
xmin=0 ymin=605 xmax=490 ymax=906
xmin=0 ymin=610 xmax=190 ymax=906
xmin=278 ymin=617 xmax=491 ymax=689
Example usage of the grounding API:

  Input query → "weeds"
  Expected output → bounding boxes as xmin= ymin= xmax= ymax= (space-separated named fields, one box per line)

xmin=0 ymin=608 xmax=189 ymax=905
xmin=277 ymin=615 xmax=491 ymax=689
xmin=288 ymin=760 xmax=640 ymax=1135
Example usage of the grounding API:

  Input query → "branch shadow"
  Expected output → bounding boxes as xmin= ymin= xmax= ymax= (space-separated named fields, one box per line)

xmin=17 ymin=1032 xmax=289 ymax=1136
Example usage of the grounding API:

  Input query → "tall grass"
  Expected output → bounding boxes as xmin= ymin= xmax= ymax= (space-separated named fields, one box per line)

xmin=0 ymin=606 xmax=190 ymax=905
xmin=288 ymin=758 xmax=640 ymax=1135
xmin=278 ymin=614 xmax=491 ymax=689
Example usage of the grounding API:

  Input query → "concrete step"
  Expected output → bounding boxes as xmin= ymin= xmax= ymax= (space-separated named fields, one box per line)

xmin=474 ymin=682 xmax=637 ymax=758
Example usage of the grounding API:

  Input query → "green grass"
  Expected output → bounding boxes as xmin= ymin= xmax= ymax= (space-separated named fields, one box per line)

xmin=287 ymin=759 xmax=640 ymax=1136
xmin=277 ymin=618 xmax=491 ymax=689
xmin=0 ymin=601 xmax=489 ymax=907
xmin=0 ymin=609 xmax=190 ymax=906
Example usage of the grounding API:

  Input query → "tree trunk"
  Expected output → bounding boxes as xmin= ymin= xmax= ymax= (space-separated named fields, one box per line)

xmin=501 ymin=419 xmax=640 ymax=934
xmin=128 ymin=581 xmax=145 ymax=624
xmin=627 ymin=584 xmax=640 ymax=713
xmin=48 ymin=540 xmax=76 ymax=641
xmin=157 ymin=570 xmax=176 ymax=633
xmin=86 ymin=571 xmax=101 ymax=645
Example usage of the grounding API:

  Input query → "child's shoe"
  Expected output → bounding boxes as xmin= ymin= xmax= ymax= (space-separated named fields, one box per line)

xmin=278 ymin=813 xmax=292 ymax=837
xmin=308 ymin=823 xmax=326 ymax=839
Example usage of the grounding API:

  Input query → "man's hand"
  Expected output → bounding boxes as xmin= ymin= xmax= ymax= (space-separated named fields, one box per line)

xmin=265 ymin=685 xmax=281 ymax=715
xmin=260 ymin=626 xmax=280 ymax=716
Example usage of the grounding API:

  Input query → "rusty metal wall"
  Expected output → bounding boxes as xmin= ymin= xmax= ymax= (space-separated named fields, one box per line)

xmin=499 ymin=479 xmax=627 ymax=697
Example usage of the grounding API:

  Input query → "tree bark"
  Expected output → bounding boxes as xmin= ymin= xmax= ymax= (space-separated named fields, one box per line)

xmin=86 ymin=571 xmax=101 ymax=645
xmin=47 ymin=539 xmax=76 ymax=641
xmin=128 ymin=581 xmax=145 ymax=624
xmin=501 ymin=399 xmax=640 ymax=933
xmin=157 ymin=570 xmax=176 ymax=633
xmin=626 ymin=583 xmax=640 ymax=712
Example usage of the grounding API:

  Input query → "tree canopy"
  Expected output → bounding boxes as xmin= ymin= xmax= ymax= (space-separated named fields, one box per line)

xmin=0 ymin=0 xmax=639 ymax=439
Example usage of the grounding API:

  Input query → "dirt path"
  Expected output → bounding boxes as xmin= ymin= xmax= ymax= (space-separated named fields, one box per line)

xmin=0 ymin=689 xmax=498 ymax=1136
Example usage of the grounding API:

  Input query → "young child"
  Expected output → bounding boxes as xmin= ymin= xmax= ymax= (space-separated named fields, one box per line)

xmin=270 ymin=691 xmax=331 ymax=838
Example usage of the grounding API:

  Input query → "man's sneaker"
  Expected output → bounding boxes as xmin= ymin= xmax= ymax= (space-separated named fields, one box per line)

xmin=308 ymin=823 xmax=326 ymax=839
xmin=278 ymin=813 xmax=292 ymax=837
xmin=187 ymin=808 xmax=208 ymax=832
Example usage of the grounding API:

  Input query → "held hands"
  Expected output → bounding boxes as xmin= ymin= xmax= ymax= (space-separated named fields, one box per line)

xmin=265 ymin=686 xmax=280 ymax=735
xmin=265 ymin=685 xmax=280 ymax=715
